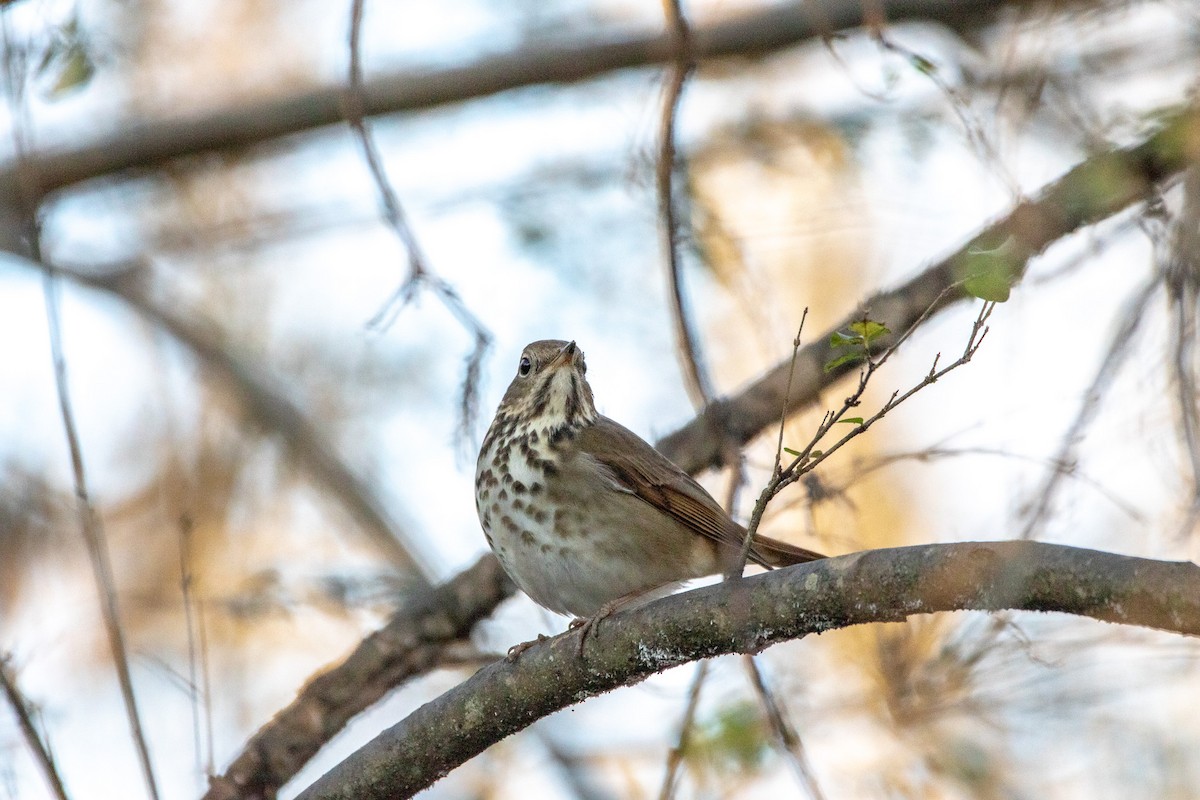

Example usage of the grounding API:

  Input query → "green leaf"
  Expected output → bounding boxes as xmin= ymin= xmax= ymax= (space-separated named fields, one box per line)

xmin=47 ymin=45 xmax=94 ymax=97
xmin=839 ymin=417 xmax=864 ymax=425
xmin=957 ymin=238 xmax=1021 ymax=302
xmin=850 ymin=319 xmax=890 ymax=343
xmin=909 ymin=53 xmax=938 ymax=76
xmin=824 ymin=351 xmax=864 ymax=372
xmin=829 ymin=330 xmax=857 ymax=349
xmin=782 ymin=447 xmax=800 ymax=456
xmin=36 ymin=15 xmax=95 ymax=100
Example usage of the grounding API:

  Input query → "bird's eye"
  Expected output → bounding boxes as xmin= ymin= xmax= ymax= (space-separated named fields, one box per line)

xmin=518 ymin=356 xmax=532 ymax=376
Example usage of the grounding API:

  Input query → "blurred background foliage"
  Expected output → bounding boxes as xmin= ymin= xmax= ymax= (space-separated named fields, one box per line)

xmin=1 ymin=1 xmax=1199 ymax=799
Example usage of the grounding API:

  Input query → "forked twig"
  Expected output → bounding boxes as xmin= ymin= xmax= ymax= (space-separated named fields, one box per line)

xmin=745 ymin=297 xmax=995 ymax=546
xmin=345 ymin=0 xmax=492 ymax=446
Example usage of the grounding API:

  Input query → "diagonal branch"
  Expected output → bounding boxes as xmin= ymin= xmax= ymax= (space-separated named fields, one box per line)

xmin=295 ymin=541 xmax=1200 ymax=800
xmin=203 ymin=555 xmax=511 ymax=800
xmin=26 ymin=259 xmax=434 ymax=582
xmin=657 ymin=104 xmax=1200 ymax=474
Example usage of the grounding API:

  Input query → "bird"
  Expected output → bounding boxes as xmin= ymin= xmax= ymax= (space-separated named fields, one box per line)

xmin=475 ymin=339 xmax=825 ymax=636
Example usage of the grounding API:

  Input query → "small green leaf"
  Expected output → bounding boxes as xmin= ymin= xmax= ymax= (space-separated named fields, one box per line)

xmin=810 ymin=449 xmax=823 ymax=458
xmin=783 ymin=447 xmax=800 ymax=456
xmin=47 ymin=45 xmax=94 ymax=97
xmin=36 ymin=16 xmax=95 ymax=99
xmin=829 ymin=330 xmax=857 ymax=349
xmin=824 ymin=351 xmax=864 ymax=372
xmin=850 ymin=319 xmax=891 ymax=343
xmin=839 ymin=417 xmax=864 ymax=425
xmin=958 ymin=238 xmax=1021 ymax=302
xmin=909 ymin=53 xmax=938 ymax=76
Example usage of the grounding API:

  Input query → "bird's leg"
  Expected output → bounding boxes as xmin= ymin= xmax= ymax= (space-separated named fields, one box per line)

xmin=570 ymin=586 xmax=666 ymax=657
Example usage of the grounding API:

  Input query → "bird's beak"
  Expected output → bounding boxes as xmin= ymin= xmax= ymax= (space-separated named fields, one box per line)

xmin=548 ymin=341 xmax=578 ymax=370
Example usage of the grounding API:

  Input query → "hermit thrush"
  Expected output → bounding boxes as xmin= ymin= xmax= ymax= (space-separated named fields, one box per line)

xmin=476 ymin=339 xmax=825 ymax=624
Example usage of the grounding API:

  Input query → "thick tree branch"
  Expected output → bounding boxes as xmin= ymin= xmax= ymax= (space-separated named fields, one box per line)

xmin=3 ymin=0 xmax=1061 ymax=205
xmin=203 ymin=555 xmax=512 ymax=800
xmin=657 ymin=103 xmax=1200 ymax=474
xmin=296 ymin=541 xmax=1200 ymax=800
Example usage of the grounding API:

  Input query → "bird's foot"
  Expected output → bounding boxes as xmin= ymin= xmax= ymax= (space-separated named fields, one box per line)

xmin=569 ymin=602 xmax=620 ymax=658
xmin=505 ymin=633 xmax=549 ymax=662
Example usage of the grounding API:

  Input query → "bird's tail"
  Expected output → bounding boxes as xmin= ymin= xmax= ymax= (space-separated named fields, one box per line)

xmin=749 ymin=533 xmax=826 ymax=568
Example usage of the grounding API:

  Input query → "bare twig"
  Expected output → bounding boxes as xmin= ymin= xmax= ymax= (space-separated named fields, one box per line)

xmin=742 ymin=656 xmax=826 ymax=800
xmin=1018 ymin=276 xmax=1160 ymax=539
xmin=2 ymin=18 xmax=160 ymax=799
xmin=742 ymin=291 xmax=990 ymax=554
xmin=732 ymin=315 xmax=808 ymax=576
xmin=1166 ymin=167 xmax=1200 ymax=533
xmin=0 ymin=655 xmax=70 ymax=800
xmin=41 ymin=269 xmax=161 ymax=800
xmin=176 ymin=514 xmax=207 ymax=776
xmin=658 ymin=0 xmax=712 ymax=409
xmin=869 ymin=28 xmax=1020 ymax=197
xmin=656 ymin=661 xmax=709 ymax=800
xmin=344 ymin=0 xmax=493 ymax=447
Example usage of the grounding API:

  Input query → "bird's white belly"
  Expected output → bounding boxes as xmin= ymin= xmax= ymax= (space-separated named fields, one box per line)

xmin=476 ymin=440 xmax=713 ymax=617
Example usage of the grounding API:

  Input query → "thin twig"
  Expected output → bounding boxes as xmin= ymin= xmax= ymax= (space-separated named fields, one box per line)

xmin=870 ymin=29 xmax=1021 ymax=198
xmin=733 ymin=314 xmax=807 ymax=575
xmin=1018 ymin=276 xmax=1160 ymax=539
xmin=780 ymin=444 xmax=1143 ymax=524
xmin=742 ymin=656 xmax=827 ymax=800
xmin=197 ymin=599 xmax=216 ymax=776
xmin=744 ymin=297 xmax=993 ymax=550
xmin=1 ymin=18 xmax=161 ymax=799
xmin=0 ymin=655 xmax=70 ymax=800
xmin=177 ymin=514 xmax=206 ymax=776
xmin=42 ymin=271 xmax=161 ymax=800
xmin=658 ymin=0 xmax=713 ymax=409
xmin=657 ymin=661 xmax=709 ymax=800
xmin=344 ymin=0 xmax=492 ymax=447
xmin=1166 ymin=167 xmax=1200 ymax=534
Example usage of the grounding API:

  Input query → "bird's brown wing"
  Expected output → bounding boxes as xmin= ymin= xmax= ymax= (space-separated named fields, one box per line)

xmin=576 ymin=416 xmax=826 ymax=568
xmin=576 ymin=417 xmax=743 ymax=548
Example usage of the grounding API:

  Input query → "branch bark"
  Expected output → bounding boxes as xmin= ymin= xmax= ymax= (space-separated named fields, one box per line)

xmin=295 ymin=541 xmax=1200 ymax=799
xmin=203 ymin=555 xmax=512 ymax=800
xmin=5 ymin=0 xmax=1063 ymax=204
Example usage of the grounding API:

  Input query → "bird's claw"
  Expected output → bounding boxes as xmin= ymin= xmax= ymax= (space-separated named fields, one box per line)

xmin=505 ymin=633 xmax=549 ymax=661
